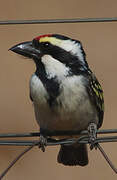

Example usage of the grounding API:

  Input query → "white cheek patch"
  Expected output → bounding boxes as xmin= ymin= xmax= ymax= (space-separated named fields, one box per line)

xmin=41 ymin=55 xmax=70 ymax=79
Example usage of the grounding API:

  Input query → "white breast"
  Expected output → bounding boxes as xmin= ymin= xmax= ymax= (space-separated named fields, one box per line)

xmin=30 ymin=74 xmax=98 ymax=131
xmin=58 ymin=75 xmax=88 ymax=112
xmin=30 ymin=74 xmax=48 ymax=104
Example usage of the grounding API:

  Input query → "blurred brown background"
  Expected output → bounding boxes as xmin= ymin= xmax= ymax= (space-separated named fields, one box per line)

xmin=0 ymin=0 xmax=117 ymax=179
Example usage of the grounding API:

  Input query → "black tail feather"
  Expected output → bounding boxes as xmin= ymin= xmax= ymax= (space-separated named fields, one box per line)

xmin=57 ymin=144 xmax=88 ymax=166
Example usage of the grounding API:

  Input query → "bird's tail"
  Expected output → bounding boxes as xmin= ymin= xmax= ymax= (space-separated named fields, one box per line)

xmin=57 ymin=144 xmax=88 ymax=166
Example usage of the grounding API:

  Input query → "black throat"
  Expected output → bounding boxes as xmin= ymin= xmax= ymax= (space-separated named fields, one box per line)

xmin=35 ymin=60 xmax=60 ymax=107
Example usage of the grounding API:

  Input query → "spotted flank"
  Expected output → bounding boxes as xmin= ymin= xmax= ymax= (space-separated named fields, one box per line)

xmin=87 ymin=72 xmax=104 ymax=128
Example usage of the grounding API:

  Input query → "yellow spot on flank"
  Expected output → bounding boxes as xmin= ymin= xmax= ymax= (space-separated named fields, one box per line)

xmin=99 ymin=93 xmax=103 ymax=100
xmin=92 ymin=86 xmax=99 ymax=97
xmin=39 ymin=37 xmax=62 ymax=46
xmin=94 ymin=83 xmax=99 ymax=89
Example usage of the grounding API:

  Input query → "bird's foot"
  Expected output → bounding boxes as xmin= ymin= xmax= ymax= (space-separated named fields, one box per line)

xmin=88 ymin=123 xmax=97 ymax=150
xmin=38 ymin=135 xmax=47 ymax=152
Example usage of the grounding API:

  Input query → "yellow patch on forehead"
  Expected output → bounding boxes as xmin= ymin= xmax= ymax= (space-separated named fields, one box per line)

xmin=39 ymin=37 xmax=62 ymax=46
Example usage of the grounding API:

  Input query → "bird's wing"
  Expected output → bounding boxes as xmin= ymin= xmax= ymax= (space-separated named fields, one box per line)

xmin=86 ymin=72 xmax=104 ymax=128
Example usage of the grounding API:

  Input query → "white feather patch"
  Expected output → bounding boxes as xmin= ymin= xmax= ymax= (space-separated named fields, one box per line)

xmin=30 ymin=74 xmax=48 ymax=104
xmin=41 ymin=55 xmax=70 ymax=80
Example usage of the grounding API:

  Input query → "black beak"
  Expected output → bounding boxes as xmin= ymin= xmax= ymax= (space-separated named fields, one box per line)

xmin=9 ymin=41 xmax=41 ymax=59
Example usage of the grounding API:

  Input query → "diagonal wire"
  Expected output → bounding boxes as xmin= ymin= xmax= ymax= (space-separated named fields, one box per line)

xmin=97 ymin=143 xmax=117 ymax=174
xmin=0 ymin=17 xmax=117 ymax=25
xmin=0 ymin=145 xmax=35 ymax=180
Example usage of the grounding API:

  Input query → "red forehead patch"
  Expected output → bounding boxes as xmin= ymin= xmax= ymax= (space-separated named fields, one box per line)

xmin=35 ymin=34 xmax=52 ymax=40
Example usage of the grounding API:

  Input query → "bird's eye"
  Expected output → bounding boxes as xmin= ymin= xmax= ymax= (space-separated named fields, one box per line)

xmin=43 ymin=42 xmax=50 ymax=47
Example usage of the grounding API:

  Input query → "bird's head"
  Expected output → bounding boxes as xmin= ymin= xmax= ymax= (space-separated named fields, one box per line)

xmin=10 ymin=34 xmax=89 ymax=75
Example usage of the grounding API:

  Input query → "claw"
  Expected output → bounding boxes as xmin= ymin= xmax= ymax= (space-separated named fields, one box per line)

xmin=39 ymin=135 xmax=47 ymax=152
xmin=88 ymin=123 xmax=97 ymax=150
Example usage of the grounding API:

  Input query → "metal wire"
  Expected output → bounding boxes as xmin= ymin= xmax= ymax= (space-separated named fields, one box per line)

xmin=0 ymin=129 xmax=116 ymax=146
xmin=0 ymin=17 xmax=117 ymax=25
xmin=0 ymin=129 xmax=117 ymax=179
xmin=97 ymin=144 xmax=117 ymax=174
xmin=0 ymin=135 xmax=117 ymax=146
xmin=0 ymin=129 xmax=116 ymax=139
xmin=0 ymin=145 xmax=35 ymax=180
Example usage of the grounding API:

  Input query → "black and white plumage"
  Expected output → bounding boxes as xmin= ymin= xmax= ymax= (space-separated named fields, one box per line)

xmin=10 ymin=34 xmax=104 ymax=166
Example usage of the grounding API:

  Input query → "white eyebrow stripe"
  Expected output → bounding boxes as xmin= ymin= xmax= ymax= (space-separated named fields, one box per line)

xmin=58 ymin=39 xmax=85 ymax=64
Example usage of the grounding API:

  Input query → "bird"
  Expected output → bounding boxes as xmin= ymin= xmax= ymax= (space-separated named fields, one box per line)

xmin=9 ymin=34 xmax=104 ymax=166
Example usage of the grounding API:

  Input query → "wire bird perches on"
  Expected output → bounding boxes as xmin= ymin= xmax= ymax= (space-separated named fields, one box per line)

xmin=0 ymin=129 xmax=117 ymax=179
xmin=0 ymin=17 xmax=117 ymax=25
